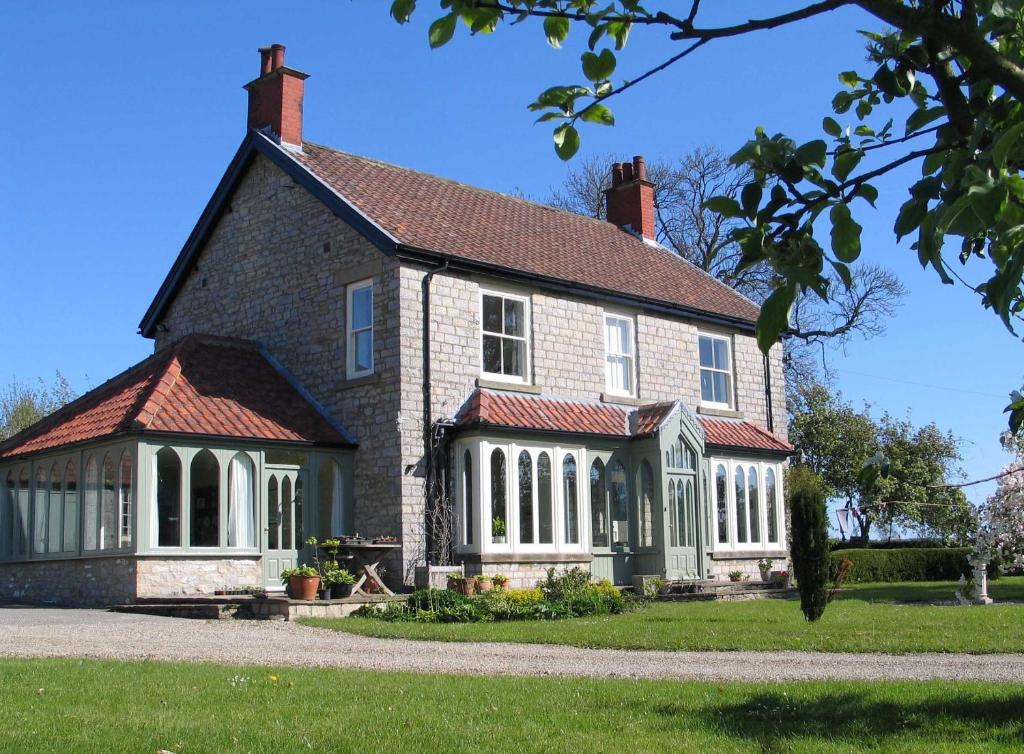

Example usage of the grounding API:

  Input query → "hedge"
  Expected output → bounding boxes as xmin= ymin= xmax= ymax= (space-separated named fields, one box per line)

xmin=830 ymin=547 xmax=973 ymax=582
xmin=828 ymin=538 xmax=949 ymax=551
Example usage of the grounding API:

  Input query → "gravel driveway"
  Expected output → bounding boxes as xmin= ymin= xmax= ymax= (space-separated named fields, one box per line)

xmin=2 ymin=606 xmax=1023 ymax=683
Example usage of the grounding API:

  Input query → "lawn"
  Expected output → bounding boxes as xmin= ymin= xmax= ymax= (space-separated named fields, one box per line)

xmin=300 ymin=577 xmax=1024 ymax=654
xmin=0 ymin=658 xmax=1021 ymax=753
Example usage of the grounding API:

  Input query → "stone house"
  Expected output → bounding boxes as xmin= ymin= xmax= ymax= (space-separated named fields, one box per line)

xmin=0 ymin=45 xmax=791 ymax=604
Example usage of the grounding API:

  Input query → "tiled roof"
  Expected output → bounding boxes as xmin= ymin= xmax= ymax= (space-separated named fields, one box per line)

xmin=455 ymin=389 xmax=792 ymax=453
xmin=0 ymin=336 xmax=353 ymax=460
xmin=699 ymin=417 xmax=793 ymax=453
xmin=290 ymin=143 xmax=760 ymax=324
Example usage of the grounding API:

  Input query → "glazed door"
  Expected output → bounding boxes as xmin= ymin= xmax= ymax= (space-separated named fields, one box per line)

xmin=665 ymin=473 xmax=700 ymax=580
xmin=262 ymin=468 xmax=307 ymax=589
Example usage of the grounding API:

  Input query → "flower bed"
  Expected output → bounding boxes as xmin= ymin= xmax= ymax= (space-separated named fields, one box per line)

xmin=353 ymin=568 xmax=627 ymax=623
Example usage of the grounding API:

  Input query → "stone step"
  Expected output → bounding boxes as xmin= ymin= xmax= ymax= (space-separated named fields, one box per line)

xmin=110 ymin=603 xmax=241 ymax=620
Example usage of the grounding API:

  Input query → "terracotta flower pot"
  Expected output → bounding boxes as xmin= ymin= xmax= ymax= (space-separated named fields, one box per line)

xmin=460 ymin=579 xmax=477 ymax=596
xmin=447 ymin=577 xmax=462 ymax=592
xmin=289 ymin=575 xmax=321 ymax=601
xmin=475 ymin=578 xmax=493 ymax=593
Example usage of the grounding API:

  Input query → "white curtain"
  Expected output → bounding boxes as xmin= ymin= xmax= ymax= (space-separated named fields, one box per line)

xmin=331 ymin=462 xmax=345 ymax=536
xmin=228 ymin=454 xmax=255 ymax=548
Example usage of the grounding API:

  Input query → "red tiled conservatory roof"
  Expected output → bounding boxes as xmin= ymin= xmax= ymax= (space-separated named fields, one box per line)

xmin=455 ymin=389 xmax=792 ymax=453
xmin=0 ymin=335 xmax=353 ymax=460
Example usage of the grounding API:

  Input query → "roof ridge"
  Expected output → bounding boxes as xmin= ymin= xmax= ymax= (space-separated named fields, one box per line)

xmin=132 ymin=341 xmax=190 ymax=430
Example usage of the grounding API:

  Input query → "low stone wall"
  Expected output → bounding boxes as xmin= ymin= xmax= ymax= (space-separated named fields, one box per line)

xmin=136 ymin=557 xmax=262 ymax=598
xmin=0 ymin=556 xmax=137 ymax=607
xmin=464 ymin=560 xmax=593 ymax=590
xmin=708 ymin=553 xmax=789 ymax=582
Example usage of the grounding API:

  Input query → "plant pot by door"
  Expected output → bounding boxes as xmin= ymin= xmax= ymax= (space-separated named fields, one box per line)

xmin=760 ymin=568 xmax=772 ymax=583
xmin=331 ymin=583 xmax=354 ymax=599
xmin=289 ymin=575 xmax=321 ymax=601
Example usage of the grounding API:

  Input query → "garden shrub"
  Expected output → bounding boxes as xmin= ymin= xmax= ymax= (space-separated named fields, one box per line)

xmin=788 ymin=466 xmax=830 ymax=622
xmin=829 ymin=547 xmax=978 ymax=582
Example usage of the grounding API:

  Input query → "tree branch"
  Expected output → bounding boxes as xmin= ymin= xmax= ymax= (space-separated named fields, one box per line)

xmin=668 ymin=0 xmax=853 ymax=41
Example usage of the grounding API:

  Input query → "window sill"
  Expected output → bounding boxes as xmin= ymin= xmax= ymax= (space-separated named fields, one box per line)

xmin=475 ymin=378 xmax=541 ymax=395
xmin=459 ymin=552 xmax=594 ymax=564
xmin=340 ymin=372 xmax=380 ymax=389
xmin=697 ymin=405 xmax=742 ymax=419
xmin=710 ymin=548 xmax=788 ymax=560
xmin=600 ymin=392 xmax=643 ymax=406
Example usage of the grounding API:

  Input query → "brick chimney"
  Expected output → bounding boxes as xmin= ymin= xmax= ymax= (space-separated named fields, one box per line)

xmin=605 ymin=156 xmax=656 ymax=241
xmin=243 ymin=44 xmax=309 ymax=147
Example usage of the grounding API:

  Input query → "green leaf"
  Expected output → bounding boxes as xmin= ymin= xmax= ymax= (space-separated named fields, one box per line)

xmin=795 ymin=140 xmax=828 ymax=168
xmin=579 ymin=103 xmax=615 ymax=126
xmin=992 ymin=122 xmax=1024 ymax=169
xmin=895 ymin=197 xmax=928 ymax=240
xmin=428 ymin=13 xmax=457 ymax=48
xmin=553 ymin=123 xmax=580 ymax=160
xmin=544 ymin=15 xmax=570 ymax=48
xmin=390 ymin=0 xmax=416 ymax=24
xmin=829 ymin=202 xmax=862 ymax=263
xmin=832 ymin=91 xmax=853 ymax=114
xmin=853 ymin=183 xmax=879 ymax=207
xmin=831 ymin=149 xmax=863 ymax=182
xmin=839 ymin=70 xmax=859 ymax=87
xmin=905 ymin=105 xmax=945 ymax=135
xmin=741 ymin=182 xmax=762 ymax=219
xmin=704 ymin=196 xmax=744 ymax=218
xmin=823 ymin=117 xmax=842 ymax=138
xmin=581 ymin=49 xmax=616 ymax=82
xmin=756 ymin=285 xmax=797 ymax=354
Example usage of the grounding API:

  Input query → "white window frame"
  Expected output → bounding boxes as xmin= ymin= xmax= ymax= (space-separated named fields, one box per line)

xmin=346 ymin=278 xmax=374 ymax=379
xmin=479 ymin=288 xmax=531 ymax=385
xmin=604 ymin=312 xmax=636 ymax=397
xmin=709 ymin=457 xmax=787 ymax=554
xmin=455 ymin=438 xmax=587 ymax=555
xmin=698 ymin=333 xmax=734 ymax=409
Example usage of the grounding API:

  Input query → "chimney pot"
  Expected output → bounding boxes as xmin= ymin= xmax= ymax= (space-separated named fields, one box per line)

xmin=611 ymin=163 xmax=624 ymax=187
xmin=633 ymin=155 xmax=647 ymax=182
xmin=259 ymin=47 xmax=273 ymax=76
xmin=270 ymin=43 xmax=286 ymax=71
xmin=621 ymin=161 xmax=634 ymax=182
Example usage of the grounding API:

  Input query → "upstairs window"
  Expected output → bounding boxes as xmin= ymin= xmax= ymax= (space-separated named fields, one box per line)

xmin=699 ymin=334 xmax=733 ymax=408
xmin=346 ymin=278 xmax=374 ymax=378
xmin=481 ymin=291 xmax=529 ymax=383
xmin=604 ymin=314 xmax=635 ymax=396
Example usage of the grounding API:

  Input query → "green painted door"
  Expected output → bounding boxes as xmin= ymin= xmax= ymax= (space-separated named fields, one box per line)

xmin=262 ymin=468 xmax=307 ymax=590
xmin=665 ymin=472 xmax=700 ymax=579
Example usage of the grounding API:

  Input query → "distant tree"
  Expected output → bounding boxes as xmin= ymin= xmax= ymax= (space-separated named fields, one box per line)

xmin=977 ymin=430 xmax=1024 ymax=570
xmin=789 ymin=383 xmax=970 ymax=542
xmin=0 ymin=373 xmax=77 ymax=441
xmin=548 ymin=148 xmax=906 ymax=397
xmin=787 ymin=465 xmax=831 ymax=621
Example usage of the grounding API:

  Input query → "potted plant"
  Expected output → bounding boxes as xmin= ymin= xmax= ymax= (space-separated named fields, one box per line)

xmin=459 ymin=575 xmax=477 ymax=596
xmin=771 ymin=569 xmax=791 ymax=588
xmin=728 ymin=569 xmax=744 ymax=583
xmin=491 ymin=574 xmax=509 ymax=591
xmin=324 ymin=564 xmax=357 ymax=599
xmin=447 ymin=571 xmax=464 ymax=592
xmin=758 ymin=558 xmax=774 ymax=583
xmin=475 ymin=574 xmax=493 ymax=593
xmin=492 ymin=516 xmax=507 ymax=544
xmin=281 ymin=565 xmax=320 ymax=600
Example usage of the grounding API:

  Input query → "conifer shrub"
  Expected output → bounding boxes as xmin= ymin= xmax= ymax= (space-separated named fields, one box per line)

xmin=788 ymin=466 xmax=830 ymax=621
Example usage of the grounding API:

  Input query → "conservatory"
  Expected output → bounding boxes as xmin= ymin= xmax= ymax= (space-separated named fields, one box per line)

xmin=0 ymin=336 xmax=355 ymax=605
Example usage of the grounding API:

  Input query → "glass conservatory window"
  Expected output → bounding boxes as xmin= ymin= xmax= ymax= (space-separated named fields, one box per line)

xmin=346 ymin=278 xmax=374 ymax=378
xmin=227 ymin=453 xmax=255 ymax=548
xmin=563 ymin=454 xmax=579 ymax=545
xmin=156 ymin=448 xmax=182 ymax=547
xmin=590 ymin=459 xmax=608 ymax=548
xmin=699 ymin=334 xmax=733 ymax=407
xmin=715 ymin=464 xmax=728 ymax=544
xmin=518 ymin=450 xmax=533 ymax=544
xmin=490 ymin=448 xmax=507 ymax=542
xmin=318 ymin=459 xmax=346 ymax=538
xmin=748 ymin=466 xmax=761 ymax=544
xmin=33 ymin=467 xmax=46 ymax=555
xmin=48 ymin=465 xmax=62 ymax=554
xmin=538 ymin=452 xmax=554 ymax=545
xmin=63 ymin=459 xmax=78 ymax=553
xmin=101 ymin=455 xmax=116 ymax=550
xmin=604 ymin=313 xmax=635 ymax=396
xmin=190 ymin=450 xmax=219 ymax=547
xmin=668 ymin=479 xmax=678 ymax=546
xmin=766 ymin=467 xmax=779 ymax=544
xmin=17 ymin=468 xmax=29 ymax=557
xmin=481 ymin=291 xmax=529 ymax=383
xmin=637 ymin=460 xmax=654 ymax=547
xmin=734 ymin=465 xmax=748 ymax=544
xmin=294 ymin=477 xmax=304 ymax=544
xmin=267 ymin=476 xmax=279 ymax=551
xmin=119 ymin=452 xmax=132 ymax=548
xmin=609 ymin=460 xmax=629 ymax=548
xmin=462 ymin=451 xmax=473 ymax=546
xmin=2 ymin=471 xmax=13 ymax=558
xmin=83 ymin=457 xmax=98 ymax=551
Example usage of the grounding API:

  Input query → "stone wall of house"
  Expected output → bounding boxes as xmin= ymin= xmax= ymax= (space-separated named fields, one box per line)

xmin=151 ymin=154 xmax=406 ymax=580
xmin=707 ymin=553 xmax=788 ymax=582
xmin=135 ymin=557 xmax=262 ymax=597
xmin=463 ymin=560 xmax=594 ymax=591
xmin=0 ymin=557 xmax=137 ymax=606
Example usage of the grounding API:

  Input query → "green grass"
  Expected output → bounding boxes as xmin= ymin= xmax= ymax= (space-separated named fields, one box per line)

xmin=300 ymin=577 xmax=1024 ymax=654
xmin=0 ymin=658 xmax=1022 ymax=753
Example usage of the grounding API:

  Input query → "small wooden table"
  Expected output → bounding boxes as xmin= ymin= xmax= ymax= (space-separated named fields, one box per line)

xmin=338 ymin=541 xmax=401 ymax=596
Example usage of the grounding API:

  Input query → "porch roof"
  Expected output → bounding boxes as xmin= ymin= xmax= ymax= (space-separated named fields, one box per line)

xmin=454 ymin=389 xmax=792 ymax=454
xmin=0 ymin=335 xmax=355 ymax=461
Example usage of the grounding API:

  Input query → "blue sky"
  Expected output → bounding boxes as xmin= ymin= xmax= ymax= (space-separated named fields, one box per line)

xmin=2 ymin=2 xmax=1019 ymax=509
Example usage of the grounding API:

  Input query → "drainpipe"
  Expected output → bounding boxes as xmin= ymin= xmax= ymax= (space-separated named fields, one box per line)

xmin=422 ymin=259 xmax=450 ymax=562
xmin=763 ymin=352 xmax=775 ymax=434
